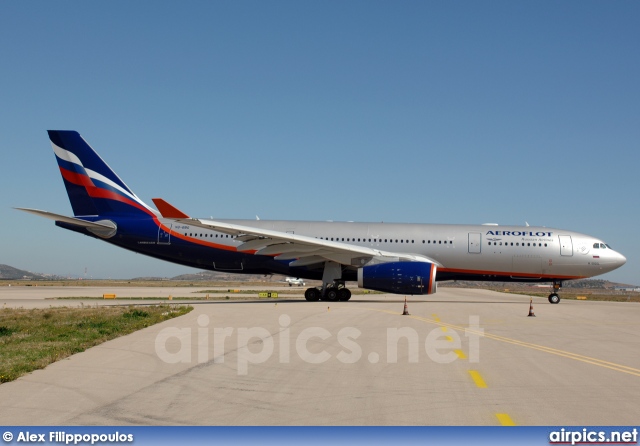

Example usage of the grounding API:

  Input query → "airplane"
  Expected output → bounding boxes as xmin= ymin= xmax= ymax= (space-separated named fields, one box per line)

xmin=17 ymin=131 xmax=626 ymax=304
xmin=285 ymin=277 xmax=307 ymax=287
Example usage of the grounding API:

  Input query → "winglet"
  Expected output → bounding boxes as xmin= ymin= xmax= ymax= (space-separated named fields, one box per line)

xmin=152 ymin=198 xmax=190 ymax=219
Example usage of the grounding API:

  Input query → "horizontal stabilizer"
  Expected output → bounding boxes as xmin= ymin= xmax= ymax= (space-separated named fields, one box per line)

xmin=15 ymin=208 xmax=116 ymax=231
xmin=152 ymin=198 xmax=190 ymax=219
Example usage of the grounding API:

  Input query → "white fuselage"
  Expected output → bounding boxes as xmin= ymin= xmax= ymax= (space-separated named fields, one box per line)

xmin=166 ymin=220 xmax=626 ymax=282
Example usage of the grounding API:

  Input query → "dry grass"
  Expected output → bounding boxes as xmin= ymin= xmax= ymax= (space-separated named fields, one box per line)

xmin=0 ymin=305 xmax=192 ymax=383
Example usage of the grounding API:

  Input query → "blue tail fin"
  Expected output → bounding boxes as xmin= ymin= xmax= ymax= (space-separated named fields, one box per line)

xmin=48 ymin=130 xmax=153 ymax=217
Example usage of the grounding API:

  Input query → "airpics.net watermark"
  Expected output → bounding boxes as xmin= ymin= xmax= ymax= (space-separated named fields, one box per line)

xmin=154 ymin=314 xmax=484 ymax=375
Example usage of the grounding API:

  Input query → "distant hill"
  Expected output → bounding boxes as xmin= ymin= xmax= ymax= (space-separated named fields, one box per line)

xmin=131 ymin=270 xmax=282 ymax=282
xmin=0 ymin=264 xmax=62 ymax=280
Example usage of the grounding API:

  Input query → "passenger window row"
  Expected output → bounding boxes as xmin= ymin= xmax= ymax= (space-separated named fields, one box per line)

xmin=317 ymin=237 xmax=416 ymax=244
xmin=182 ymin=232 xmax=455 ymax=246
xmin=488 ymin=242 xmax=548 ymax=247
xmin=184 ymin=233 xmax=233 ymax=238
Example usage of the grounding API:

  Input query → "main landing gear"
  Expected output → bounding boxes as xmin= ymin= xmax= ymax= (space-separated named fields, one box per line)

xmin=304 ymin=260 xmax=352 ymax=302
xmin=304 ymin=286 xmax=352 ymax=302
xmin=548 ymin=281 xmax=562 ymax=304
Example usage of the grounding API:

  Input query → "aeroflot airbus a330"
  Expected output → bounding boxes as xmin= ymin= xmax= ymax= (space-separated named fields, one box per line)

xmin=18 ymin=131 xmax=626 ymax=304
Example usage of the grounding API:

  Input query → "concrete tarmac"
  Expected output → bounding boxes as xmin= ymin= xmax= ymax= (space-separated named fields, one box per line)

xmin=0 ymin=286 xmax=638 ymax=425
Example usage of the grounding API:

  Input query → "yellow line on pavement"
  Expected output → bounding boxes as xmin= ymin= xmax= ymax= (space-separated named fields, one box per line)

xmin=469 ymin=370 xmax=487 ymax=388
xmin=455 ymin=349 xmax=467 ymax=359
xmin=363 ymin=308 xmax=640 ymax=378
xmin=496 ymin=413 xmax=515 ymax=426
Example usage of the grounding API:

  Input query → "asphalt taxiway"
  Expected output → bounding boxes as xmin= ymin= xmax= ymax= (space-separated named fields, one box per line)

xmin=0 ymin=286 xmax=638 ymax=425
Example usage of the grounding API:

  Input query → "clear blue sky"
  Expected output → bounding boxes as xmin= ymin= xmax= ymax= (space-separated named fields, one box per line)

xmin=1 ymin=1 xmax=638 ymax=284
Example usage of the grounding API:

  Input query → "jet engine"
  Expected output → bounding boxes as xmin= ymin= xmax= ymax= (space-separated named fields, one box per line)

xmin=357 ymin=261 xmax=437 ymax=295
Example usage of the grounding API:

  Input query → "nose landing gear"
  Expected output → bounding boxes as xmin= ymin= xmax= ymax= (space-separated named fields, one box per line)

xmin=548 ymin=281 xmax=562 ymax=304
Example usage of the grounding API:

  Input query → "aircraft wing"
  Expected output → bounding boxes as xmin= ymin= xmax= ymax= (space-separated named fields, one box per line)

xmin=153 ymin=198 xmax=441 ymax=268
xmin=15 ymin=208 xmax=117 ymax=231
xmin=176 ymin=216 xmax=440 ymax=268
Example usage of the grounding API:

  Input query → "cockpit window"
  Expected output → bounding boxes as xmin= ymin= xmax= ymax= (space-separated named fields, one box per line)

xmin=606 ymin=244 xmax=612 ymax=249
xmin=600 ymin=243 xmax=607 ymax=249
xmin=593 ymin=243 xmax=599 ymax=249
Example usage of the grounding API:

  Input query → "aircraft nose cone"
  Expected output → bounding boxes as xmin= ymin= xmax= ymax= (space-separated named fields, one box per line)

xmin=617 ymin=252 xmax=627 ymax=267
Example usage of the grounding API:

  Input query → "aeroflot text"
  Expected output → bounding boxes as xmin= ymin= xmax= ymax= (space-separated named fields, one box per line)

xmin=486 ymin=231 xmax=553 ymax=237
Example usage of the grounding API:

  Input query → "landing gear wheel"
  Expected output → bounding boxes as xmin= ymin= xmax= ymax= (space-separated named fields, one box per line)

xmin=325 ymin=289 xmax=339 ymax=301
xmin=338 ymin=288 xmax=351 ymax=301
xmin=305 ymin=288 xmax=321 ymax=301
xmin=548 ymin=293 xmax=560 ymax=304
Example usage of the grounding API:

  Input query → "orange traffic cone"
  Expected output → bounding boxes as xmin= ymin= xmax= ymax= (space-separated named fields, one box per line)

xmin=402 ymin=297 xmax=410 ymax=315
xmin=527 ymin=298 xmax=536 ymax=317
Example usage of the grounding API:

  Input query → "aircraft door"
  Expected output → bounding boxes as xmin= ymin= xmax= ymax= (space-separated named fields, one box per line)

xmin=559 ymin=235 xmax=573 ymax=256
xmin=468 ymin=232 xmax=481 ymax=253
xmin=158 ymin=224 xmax=172 ymax=245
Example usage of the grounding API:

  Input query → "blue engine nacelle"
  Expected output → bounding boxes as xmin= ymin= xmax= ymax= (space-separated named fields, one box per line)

xmin=357 ymin=261 xmax=437 ymax=295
